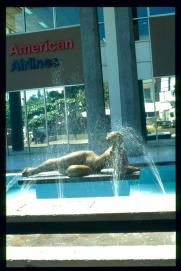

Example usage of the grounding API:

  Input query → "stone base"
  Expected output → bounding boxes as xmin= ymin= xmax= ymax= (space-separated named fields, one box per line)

xmin=18 ymin=169 xmax=140 ymax=184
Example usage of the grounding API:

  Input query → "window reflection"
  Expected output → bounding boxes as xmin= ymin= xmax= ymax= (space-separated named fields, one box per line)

xmin=132 ymin=7 xmax=148 ymax=18
xmin=143 ymin=80 xmax=156 ymax=138
xmin=65 ymin=85 xmax=88 ymax=144
xmin=45 ymin=87 xmax=68 ymax=145
xmin=143 ymin=77 xmax=175 ymax=141
xmin=97 ymin=7 xmax=104 ymax=22
xmin=55 ymin=7 xmax=80 ymax=27
xmin=6 ymin=93 xmax=12 ymax=148
xmin=25 ymin=89 xmax=48 ymax=147
xmin=25 ymin=7 xmax=54 ymax=32
xmin=6 ymin=7 xmax=25 ymax=34
xmin=154 ymin=76 xmax=175 ymax=139
xmin=98 ymin=23 xmax=105 ymax=40
xmin=133 ymin=19 xmax=149 ymax=40
xmin=149 ymin=7 xmax=175 ymax=16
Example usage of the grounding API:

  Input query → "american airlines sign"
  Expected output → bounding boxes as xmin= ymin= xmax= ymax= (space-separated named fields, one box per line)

xmin=6 ymin=27 xmax=84 ymax=91
xmin=9 ymin=39 xmax=73 ymax=72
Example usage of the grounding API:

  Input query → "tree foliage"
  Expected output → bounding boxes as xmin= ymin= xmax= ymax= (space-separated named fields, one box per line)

xmin=6 ymin=84 xmax=109 ymax=135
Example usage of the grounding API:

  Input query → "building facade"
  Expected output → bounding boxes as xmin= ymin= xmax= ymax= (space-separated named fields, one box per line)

xmin=6 ymin=7 xmax=175 ymax=153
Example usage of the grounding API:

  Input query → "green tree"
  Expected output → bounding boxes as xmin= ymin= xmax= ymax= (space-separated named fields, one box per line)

xmin=6 ymin=84 xmax=110 ymax=136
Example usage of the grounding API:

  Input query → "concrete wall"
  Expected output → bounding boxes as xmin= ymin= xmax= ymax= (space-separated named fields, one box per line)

xmin=103 ymin=7 xmax=143 ymax=136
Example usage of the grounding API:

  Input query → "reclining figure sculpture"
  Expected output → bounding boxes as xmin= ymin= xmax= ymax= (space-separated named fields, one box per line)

xmin=22 ymin=131 xmax=139 ymax=178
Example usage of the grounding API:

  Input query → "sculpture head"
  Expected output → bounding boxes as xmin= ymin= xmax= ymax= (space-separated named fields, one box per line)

xmin=106 ymin=131 xmax=124 ymax=147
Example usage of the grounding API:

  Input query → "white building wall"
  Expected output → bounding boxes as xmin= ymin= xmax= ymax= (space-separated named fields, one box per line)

xmin=102 ymin=8 xmax=123 ymax=128
xmin=101 ymin=40 xmax=153 ymax=82
xmin=100 ymin=42 xmax=108 ymax=83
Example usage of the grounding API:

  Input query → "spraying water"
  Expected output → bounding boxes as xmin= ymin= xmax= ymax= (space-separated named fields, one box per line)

xmin=6 ymin=174 xmax=36 ymax=204
xmin=20 ymin=178 xmax=33 ymax=194
xmin=112 ymin=125 xmax=166 ymax=195
xmin=57 ymin=178 xmax=64 ymax=198
xmin=112 ymin=141 xmax=125 ymax=197
xmin=143 ymin=149 xmax=166 ymax=194
xmin=6 ymin=175 xmax=20 ymax=192
xmin=112 ymin=165 xmax=119 ymax=197
xmin=7 ymin=124 xmax=166 ymax=197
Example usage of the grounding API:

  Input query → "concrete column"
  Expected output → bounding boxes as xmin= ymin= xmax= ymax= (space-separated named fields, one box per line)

xmin=104 ymin=7 xmax=142 ymax=136
xmin=9 ymin=91 xmax=24 ymax=151
xmin=80 ymin=8 xmax=107 ymax=153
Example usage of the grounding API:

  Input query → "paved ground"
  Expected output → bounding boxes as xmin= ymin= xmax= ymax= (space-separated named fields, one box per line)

xmin=6 ymin=139 xmax=175 ymax=172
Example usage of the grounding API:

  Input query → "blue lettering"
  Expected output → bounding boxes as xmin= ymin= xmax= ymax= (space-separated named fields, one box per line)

xmin=10 ymin=57 xmax=60 ymax=71
xmin=44 ymin=59 xmax=53 ymax=68
xmin=31 ymin=58 xmax=36 ymax=69
xmin=36 ymin=59 xmax=45 ymax=69
xmin=52 ymin=58 xmax=60 ymax=67
xmin=20 ymin=59 xmax=25 ymax=71
xmin=24 ymin=58 xmax=32 ymax=70
xmin=11 ymin=59 xmax=21 ymax=71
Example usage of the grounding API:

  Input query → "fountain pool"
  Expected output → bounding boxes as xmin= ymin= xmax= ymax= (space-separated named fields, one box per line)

xmin=6 ymin=164 xmax=175 ymax=202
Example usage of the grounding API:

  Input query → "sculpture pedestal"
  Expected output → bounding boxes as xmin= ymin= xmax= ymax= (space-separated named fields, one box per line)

xmin=18 ymin=170 xmax=140 ymax=184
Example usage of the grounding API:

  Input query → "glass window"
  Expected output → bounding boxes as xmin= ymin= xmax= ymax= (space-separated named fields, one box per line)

xmin=55 ymin=7 xmax=80 ymax=27
xmin=97 ymin=7 xmax=104 ymax=22
xmin=45 ymin=87 xmax=68 ymax=146
xmin=45 ymin=85 xmax=88 ymax=146
xmin=65 ymin=85 xmax=88 ymax=145
xmin=6 ymin=7 xmax=25 ymax=34
xmin=25 ymin=89 xmax=48 ymax=147
xmin=142 ymin=80 xmax=156 ymax=138
xmin=149 ymin=7 xmax=175 ymax=16
xmin=154 ymin=76 xmax=175 ymax=138
xmin=144 ymin=88 xmax=152 ymax=102
xmin=132 ymin=7 xmax=148 ymax=18
xmin=6 ymin=93 xmax=11 ymax=149
xmin=133 ymin=19 xmax=149 ymax=40
xmin=25 ymin=7 xmax=54 ymax=32
xmin=98 ymin=23 xmax=105 ymax=40
xmin=6 ymin=90 xmax=28 ymax=152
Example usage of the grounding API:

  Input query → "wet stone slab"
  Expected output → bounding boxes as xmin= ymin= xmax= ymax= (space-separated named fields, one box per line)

xmin=6 ymin=232 xmax=176 ymax=247
xmin=18 ymin=170 xmax=140 ymax=184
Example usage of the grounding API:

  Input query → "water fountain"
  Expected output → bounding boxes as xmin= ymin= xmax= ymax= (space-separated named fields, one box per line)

xmin=6 ymin=127 xmax=167 ymax=198
xmin=116 ymin=126 xmax=166 ymax=194
xmin=143 ymin=150 xmax=166 ymax=194
xmin=6 ymin=174 xmax=20 ymax=192
xmin=15 ymin=130 xmax=140 ymax=198
xmin=111 ymin=138 xmax=126 ymax=196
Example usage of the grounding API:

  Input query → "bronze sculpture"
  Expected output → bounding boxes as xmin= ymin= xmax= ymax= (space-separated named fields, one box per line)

xmin=22 ymin=131 xmax=139 ymax=178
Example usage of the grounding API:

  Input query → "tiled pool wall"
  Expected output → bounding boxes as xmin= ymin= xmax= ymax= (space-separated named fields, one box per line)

xmin=6 ymin=165 xmax=175 ymax=200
